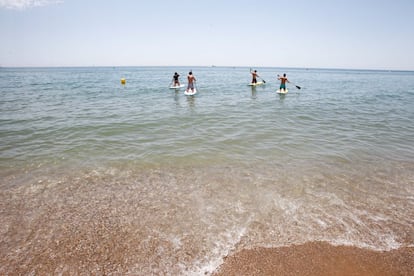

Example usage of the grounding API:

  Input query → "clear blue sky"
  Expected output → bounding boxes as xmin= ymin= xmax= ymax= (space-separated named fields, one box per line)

xmin=1 ymin=0 xmax=413 ymax=70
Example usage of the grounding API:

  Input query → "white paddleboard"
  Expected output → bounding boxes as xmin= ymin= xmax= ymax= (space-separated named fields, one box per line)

xmin=184 ymin=88 xmax=197 ymax=96
xmin=248 ymin=81 xmax=264 ymax=86
xmin=277 ymin=89 xmax=288 ymax=94
xmin=169 ymin=84 xmax=185 ymax=89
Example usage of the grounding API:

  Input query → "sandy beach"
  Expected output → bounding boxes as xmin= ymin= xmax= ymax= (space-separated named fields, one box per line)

xmin=214 ymin=242 xmax=414 ymax=276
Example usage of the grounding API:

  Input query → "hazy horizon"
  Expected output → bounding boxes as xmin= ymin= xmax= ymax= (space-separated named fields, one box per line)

xmin=1 ymin=0 xmax=413 ymax=71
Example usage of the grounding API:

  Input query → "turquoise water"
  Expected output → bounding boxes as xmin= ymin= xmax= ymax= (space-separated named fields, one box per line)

xmin=1 ymin=67 xmax=413 ymax=274
xmin=1 ymin=67 xmax=413 ymax=168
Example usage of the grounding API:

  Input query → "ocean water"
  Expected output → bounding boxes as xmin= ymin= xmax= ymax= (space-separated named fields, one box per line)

xmin=0 ymin=66 xmax=413 ymax=274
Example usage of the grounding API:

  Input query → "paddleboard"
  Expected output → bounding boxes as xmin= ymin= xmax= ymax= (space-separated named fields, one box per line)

xmin=169 ymin=84 xmax=185 ymax=89
xmin=277 ymin=89 xmax=288 ymax=94
xmin=184 ymin=88 xmax=197 ymax=96
xmin=248 ymin=81 xmax=264 ymax=86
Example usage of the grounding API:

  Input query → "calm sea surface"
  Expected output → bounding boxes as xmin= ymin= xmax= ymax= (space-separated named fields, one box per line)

xmin=1 ymin=67 xmax=413 ymax=274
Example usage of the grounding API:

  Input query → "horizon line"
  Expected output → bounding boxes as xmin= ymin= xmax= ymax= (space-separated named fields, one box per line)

xmin=1 ymin=65 xmax=413 ymax=72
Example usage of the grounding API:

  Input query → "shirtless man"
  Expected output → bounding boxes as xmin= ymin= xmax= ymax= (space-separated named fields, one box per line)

xmin=250 ymin=69 xmax=258 ymax=84
xmin=278 ymin=73 xmax=289 ymax=91
xmin=187 ymin=71 xmax=196 ymax=92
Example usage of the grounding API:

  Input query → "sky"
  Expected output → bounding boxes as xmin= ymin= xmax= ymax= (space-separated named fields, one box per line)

xmin=0 ymin=0 xmax=413 ymax=70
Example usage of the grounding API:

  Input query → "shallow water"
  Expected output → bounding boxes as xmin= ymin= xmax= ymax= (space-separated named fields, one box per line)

xmin=0 ymin=67 xmax=413 ymax=274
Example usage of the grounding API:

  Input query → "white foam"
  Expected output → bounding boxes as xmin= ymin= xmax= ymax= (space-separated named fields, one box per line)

xmin=185 ymin=225 xmax=249 ymax=276
xmin=328 ymin=235 xmax=403 ymax=251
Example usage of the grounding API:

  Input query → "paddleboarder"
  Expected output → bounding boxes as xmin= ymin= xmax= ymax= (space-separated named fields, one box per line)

xmin=172 ymin=72 xmax=180 ymax=87
xmin=187 ymin=71 xmax=196 ymax=92
xmin=250 ymin=69 xmax=258 ymax=84
xmin=278 ymin=74 xmax=290 ymax=91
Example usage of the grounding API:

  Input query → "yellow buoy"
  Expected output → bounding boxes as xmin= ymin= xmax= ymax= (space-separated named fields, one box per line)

xmin=121 ymin=78 xmax=126 ymax=85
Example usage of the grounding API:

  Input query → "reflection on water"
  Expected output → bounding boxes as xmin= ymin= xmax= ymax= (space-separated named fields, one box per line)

xmin=173 ymin=89 xmax=180 ymax=106
xmin=278 ymin=92 xmax=287 ymax=100
xmin=250 ymin=87 xmax=257 ymax=99
xmin=185 ymin=92 xmax=196 ymax=108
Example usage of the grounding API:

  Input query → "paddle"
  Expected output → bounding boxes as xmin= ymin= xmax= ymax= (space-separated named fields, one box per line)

xmin=191 ymin=70 xmax=197 ymax=91
xmin=194 ymin=80 xmax=198 ymax=92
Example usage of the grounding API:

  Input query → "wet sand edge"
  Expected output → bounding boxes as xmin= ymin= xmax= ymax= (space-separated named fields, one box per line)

xmin=213 ymin=242 xmax=414 ymax=276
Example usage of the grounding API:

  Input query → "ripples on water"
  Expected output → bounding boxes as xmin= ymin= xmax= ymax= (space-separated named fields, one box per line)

xmin=1 ymin=67 xmax=413 ymax=167
xmin=0 ymin=67 xmax=413 ymax=274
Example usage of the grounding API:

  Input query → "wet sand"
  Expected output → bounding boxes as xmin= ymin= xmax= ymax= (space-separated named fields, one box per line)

xmin=214 ymin=242 xmax=414 ymax=276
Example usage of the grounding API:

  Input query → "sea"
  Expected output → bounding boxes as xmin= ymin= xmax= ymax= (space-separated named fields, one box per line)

xmin=1 ymin=66 xmax=413 ymax=275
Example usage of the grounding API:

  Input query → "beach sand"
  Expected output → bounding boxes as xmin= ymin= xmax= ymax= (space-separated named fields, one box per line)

xmin=214 ymin=242 xmax=414 ymax=276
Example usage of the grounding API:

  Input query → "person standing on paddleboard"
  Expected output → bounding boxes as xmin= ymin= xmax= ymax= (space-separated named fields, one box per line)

xmin=250 ymin=69 xmax=258 ymax=84
xmin=278 ymin=73 xmax=289 ymax=91
xmin=173 ymin=72 xmax=180 ymax=87
xmin=187 ymin=71 xmax=196 ymax=92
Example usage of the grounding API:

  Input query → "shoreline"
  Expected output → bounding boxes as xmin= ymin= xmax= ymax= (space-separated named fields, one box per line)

xmin=214 ymin=242 xmax=414 ymax=276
